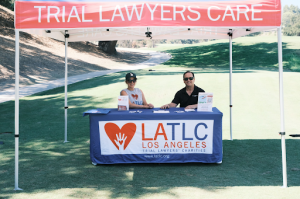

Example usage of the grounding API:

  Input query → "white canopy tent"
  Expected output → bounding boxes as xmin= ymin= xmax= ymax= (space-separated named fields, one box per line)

xmin=14 ymin=0 xmax=287 ymax=190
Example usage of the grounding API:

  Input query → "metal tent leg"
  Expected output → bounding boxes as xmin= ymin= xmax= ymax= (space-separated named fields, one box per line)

xmin=14 ymin=30 xmax=22 ymax=191
xmin=64 ymin=31 xmax=69 ymax=143
xmin=277 ymin=27 xmax=287 ymax=188
xmin=229 ymin=32 xmax=233 ymax=141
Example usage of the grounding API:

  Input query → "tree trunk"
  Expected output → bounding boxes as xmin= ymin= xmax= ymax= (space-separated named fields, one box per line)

xmin=98 ymin=41 xmax=117 ymax=54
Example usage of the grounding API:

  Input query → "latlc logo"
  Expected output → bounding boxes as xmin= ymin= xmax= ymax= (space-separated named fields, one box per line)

xmin=104 ymin=123 xmax=136 ymax=150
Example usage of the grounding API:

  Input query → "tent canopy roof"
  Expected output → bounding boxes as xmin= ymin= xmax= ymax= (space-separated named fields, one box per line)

xmin=15 ymin=0 xmax=281 ymax=41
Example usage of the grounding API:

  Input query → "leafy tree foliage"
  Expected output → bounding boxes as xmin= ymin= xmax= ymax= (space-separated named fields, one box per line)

xmin=0 ymin=0 xmax=15 ymax=11
xmin=116 ymin=39 xmax=207 ymax=48
xmin=283 ymin=5 xmax=300 ymax=36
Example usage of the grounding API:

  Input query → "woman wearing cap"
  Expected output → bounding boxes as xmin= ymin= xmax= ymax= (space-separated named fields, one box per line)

xmin=120 ymin=72 xmax=154 ymax=109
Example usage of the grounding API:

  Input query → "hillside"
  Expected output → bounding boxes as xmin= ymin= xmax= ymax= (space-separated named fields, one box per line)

xmin=0 ymin=5 xmax=150 ymax=91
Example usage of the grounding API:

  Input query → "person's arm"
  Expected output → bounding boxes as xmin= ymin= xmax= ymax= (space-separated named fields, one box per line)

xmin=160 ymin=102 xmax=177 ymax=109
xmin=121 ymin=90 xmax=150 ymax=109
xmin=185 ymin=104 xmax=198 ymax=109
xmin=161 ymin=90 xmax=180 ymax=109
xmin=141 ymin=90 xmax=154 ymax=109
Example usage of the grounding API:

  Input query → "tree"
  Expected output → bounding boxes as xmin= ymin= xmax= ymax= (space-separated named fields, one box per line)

xmin=0 ymin=0 xmax=15 ymax=11
xmin=98 ymin=41 xmax=117 ymax=54
xmin=282 ymin=5 xmax=300 ymax=36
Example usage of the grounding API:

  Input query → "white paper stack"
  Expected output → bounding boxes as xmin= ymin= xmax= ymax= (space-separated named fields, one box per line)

xmin=185 ymin=109 xmax=195 ymax=112
xmin=153 ymin=110 xmax=170 ymax=113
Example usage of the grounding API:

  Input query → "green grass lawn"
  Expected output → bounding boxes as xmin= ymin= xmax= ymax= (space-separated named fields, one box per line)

xmin=1 ymin=36 xmax=300 ymax=198
xmin=149 ymin=36 xmax=300 ymax=71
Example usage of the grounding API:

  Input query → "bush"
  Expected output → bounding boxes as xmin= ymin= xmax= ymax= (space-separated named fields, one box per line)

xmin=288 ymin=53 xmax=300 ymax=71
xmin=284 ymin=51 xmax=300 ymax=71
xmin=0 ymin=0 xmax=15 ymax=11
xmin=282 ymin=5 xmax=300 ymax=36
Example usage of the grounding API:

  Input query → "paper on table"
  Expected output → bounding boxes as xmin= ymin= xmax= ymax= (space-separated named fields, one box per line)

xmin=185 ymin=109 xmax=195 ymax=112
xmin=197 ymin=92 xmax=213 ymax=112
xmin=85 ymin=109 xmax=97 ymax=113
xmin=153 ymin=110 xmax=170 ymax=113
xmin=84 ymin=109 xmax=110 ymax=114
xmin=129 ymin=110 xmax=143 ymax=113
xmin=83 ymin=109 xmax=110 ymax=117
xmin=118 ymin=96 xmax=129 ymax=111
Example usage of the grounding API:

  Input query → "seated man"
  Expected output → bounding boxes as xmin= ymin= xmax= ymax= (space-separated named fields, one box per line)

xmin=160 ymin=71 xmax=205 ymax=109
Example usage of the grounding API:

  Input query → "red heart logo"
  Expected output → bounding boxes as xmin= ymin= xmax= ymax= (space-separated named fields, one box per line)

xmin=131 ymin=94 xmax=138 ymax=100
xmin=104 ymin=123 xmax=136 ymax=150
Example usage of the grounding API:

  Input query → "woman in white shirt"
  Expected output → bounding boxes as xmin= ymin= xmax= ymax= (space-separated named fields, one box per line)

xmin=120 ymin=72 xmax=154 ymax=109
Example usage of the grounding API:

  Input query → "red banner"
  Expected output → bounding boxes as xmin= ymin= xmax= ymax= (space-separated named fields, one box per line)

xmin=15 ymin=0 xmax=281 ymax=29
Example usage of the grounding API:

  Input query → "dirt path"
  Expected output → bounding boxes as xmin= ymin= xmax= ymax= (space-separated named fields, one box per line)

xmin=0 ymin=5 xmax=151 ymax=91
xmin=0 ymin=34 xmax=151 ymax=91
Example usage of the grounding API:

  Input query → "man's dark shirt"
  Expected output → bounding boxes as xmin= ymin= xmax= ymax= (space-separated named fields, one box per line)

xmin=171 ymin=85 xmax=205 ymax=108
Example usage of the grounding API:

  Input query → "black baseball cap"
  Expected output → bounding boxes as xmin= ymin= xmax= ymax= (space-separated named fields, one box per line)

xmin=125 ymin=72 xmax=137 ymax=81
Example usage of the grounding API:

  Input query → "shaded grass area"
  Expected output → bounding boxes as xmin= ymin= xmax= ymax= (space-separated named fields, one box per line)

xmin=162 ymin=42 xmax=281 ymax=68
xmin=1 ymin=131 xmax=300 ymax=198
xmin=149 ymin=36 xmax=300 ymax=71
xmin=1 ymin=68 xmax=300 ymax=198
xmin=1 ymin=37 xmax=300 ymax=198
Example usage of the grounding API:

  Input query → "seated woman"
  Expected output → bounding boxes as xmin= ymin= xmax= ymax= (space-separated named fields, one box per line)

xmin=120 ymin=72 xmax=154 ymax=109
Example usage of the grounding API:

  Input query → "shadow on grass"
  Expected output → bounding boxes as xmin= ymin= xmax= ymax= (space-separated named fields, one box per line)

xmin=1 ymin=134 xmax=300 ymax=198
xmin=58 ymin=65 xmax=289 ymax=97
xmin=19 ymin=40 xmax=297 ymax=99
xmin=161 ymin=42 xmax=297 ymax=71
xmin=24 ymin=67 xmax=277 ymax=100
xmin=1 ymin=72 xmax=300 ymax=198
xmin=1 ymin=40 xmax=300 ymax=197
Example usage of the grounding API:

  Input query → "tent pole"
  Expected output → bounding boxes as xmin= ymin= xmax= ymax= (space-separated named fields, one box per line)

xmin=64 ymin=31 xmax=69 ymax=143
xmin=229 ymin=33 xmax=233 ymax=141
xmin=14 ymin=30 xmax=22 ymax=191
xmin=277 ymin=27 xmax=287 ymax=188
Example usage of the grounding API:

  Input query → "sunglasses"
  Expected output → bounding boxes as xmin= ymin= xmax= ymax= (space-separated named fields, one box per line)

xmin=127 ymin=80 xmax=136 ymax=83
xmin=183 ymin=77 xmax=194 ymax=81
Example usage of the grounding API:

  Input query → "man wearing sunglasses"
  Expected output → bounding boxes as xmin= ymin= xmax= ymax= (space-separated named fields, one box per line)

xmin=160 ymin=71 xmax=205 ymax=109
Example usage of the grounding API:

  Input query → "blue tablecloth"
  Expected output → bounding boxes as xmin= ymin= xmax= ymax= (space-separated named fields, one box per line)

xmin=84 ymin=107 xmax=223 ymax=164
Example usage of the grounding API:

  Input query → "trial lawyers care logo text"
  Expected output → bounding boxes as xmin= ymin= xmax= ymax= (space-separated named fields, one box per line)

xmin=99 ymin=120 xmax=214 ymax=155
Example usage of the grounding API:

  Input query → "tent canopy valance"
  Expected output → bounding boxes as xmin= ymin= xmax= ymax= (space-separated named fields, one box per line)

xmin=15 ymin=0 xmax=281 ymax=41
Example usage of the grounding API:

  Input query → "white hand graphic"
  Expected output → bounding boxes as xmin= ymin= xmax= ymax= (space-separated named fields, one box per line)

xmin=114 ymin=133 xmax=127 ymax=151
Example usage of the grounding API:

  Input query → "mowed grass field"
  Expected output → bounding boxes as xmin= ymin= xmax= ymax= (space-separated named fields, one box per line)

xmin=0 ymin=36 xmax=300 ymax=198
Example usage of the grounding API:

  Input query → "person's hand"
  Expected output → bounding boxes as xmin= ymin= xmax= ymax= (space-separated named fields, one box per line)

xmin=148 ymin=103 xmax=154 ymax=109
xmin=160 ymin=104 xmax=170 ymax=109
xmin=143 ymin=104 xmax=150 ymax=109
xmin=114 ymin=133 xmax=127 ymax=151
xmin=185 ymin=105 xmax=196 ymax=109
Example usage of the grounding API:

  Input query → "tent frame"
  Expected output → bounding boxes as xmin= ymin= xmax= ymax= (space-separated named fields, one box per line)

xmin=277 ymin=27 xmax=287 ymax=188
xmin=14 ymin=30 xmax=22 ymax=191
xmin=14 ymin=27 xmax=288 ymax=189
xmin=229 ymin=30 xmax=233 ymax=141
xmin=13 ymin=0 xmax=287 ymax=185
xmin=64 ymin=30 xmax=69 ymax=143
